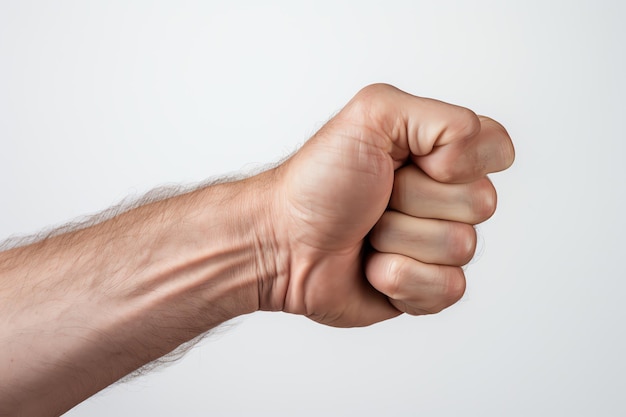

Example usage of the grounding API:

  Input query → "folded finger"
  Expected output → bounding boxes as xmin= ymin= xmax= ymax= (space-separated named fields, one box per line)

xmin=390 ymin=164 xmax=497 ymax=224
xmin=365 ymin=252 xmax=466 ymax=316
xmin=369 ymin=211 xmax=477 ymax=266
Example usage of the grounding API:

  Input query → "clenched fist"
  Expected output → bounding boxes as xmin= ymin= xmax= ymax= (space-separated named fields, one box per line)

xmin=260 ymin=84 xmax=515 ymax=326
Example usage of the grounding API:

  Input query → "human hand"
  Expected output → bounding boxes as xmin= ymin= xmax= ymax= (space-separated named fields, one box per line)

xmin=260 ymin=84 xmax=514 ymax=327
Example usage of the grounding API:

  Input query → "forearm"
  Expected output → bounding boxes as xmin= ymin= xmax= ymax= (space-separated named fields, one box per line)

xmin=0 ymin=172 xmax=278 ymax=416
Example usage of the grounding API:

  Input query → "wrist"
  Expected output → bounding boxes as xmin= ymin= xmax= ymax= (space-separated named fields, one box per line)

xmin=153 ymin=167 xmax=288 ymax=319
xmin=142 ymin=170 xmax=284 ymax=324
xmin=237 ymin=167 xmax=290 ymax=313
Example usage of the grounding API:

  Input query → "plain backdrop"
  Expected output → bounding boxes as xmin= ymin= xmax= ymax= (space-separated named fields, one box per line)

xmin=1 ymin=1 xmax=625 ymax=416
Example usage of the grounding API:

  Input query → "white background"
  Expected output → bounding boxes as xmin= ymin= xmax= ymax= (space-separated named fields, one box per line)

xmin=1 ymin=1 xmax=625 ymax=416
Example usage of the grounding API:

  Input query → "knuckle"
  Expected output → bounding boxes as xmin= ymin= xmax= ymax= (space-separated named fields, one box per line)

xmin=422 ymin=267 xmax=466 ymax=314
xmin=389 ymin=263 xmax=466 ymax=316
xmin=470 ymin=178 xmax=498 ymax=223
xmin=455 ymin=107 xmax=481 ymax=139
xmin=408 ymin=266 xmax=466 ymax=316
xmin=356 ymin=83 xmax=397 ymax=100
xmin=437 ymin=266 xmax=467 ymax=309
xmin=384 ymin=256 xmax=409 ymax=300
xmin=350 ymin=83 xmax=395 ymax=114
xmin=344 ymin=84 xmax=399 ymax=138
xmin=447 ymin=223 xmax=477 ymax=265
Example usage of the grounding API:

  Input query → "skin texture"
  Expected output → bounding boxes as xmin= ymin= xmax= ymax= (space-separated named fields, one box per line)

xmin=0 ymin=84 xmax=514 ymax=416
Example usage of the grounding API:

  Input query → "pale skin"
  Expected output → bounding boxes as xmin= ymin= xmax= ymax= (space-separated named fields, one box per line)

xmin=0 ymin=84 xmax=514 ymax=416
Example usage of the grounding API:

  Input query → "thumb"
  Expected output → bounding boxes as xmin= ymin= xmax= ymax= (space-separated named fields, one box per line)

xmin=337 ymin=84 xmax=513 ymax=182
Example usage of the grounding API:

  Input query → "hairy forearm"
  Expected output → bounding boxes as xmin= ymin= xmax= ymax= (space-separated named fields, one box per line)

xmin=0 ymin=172 xmax=278 ymax=416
